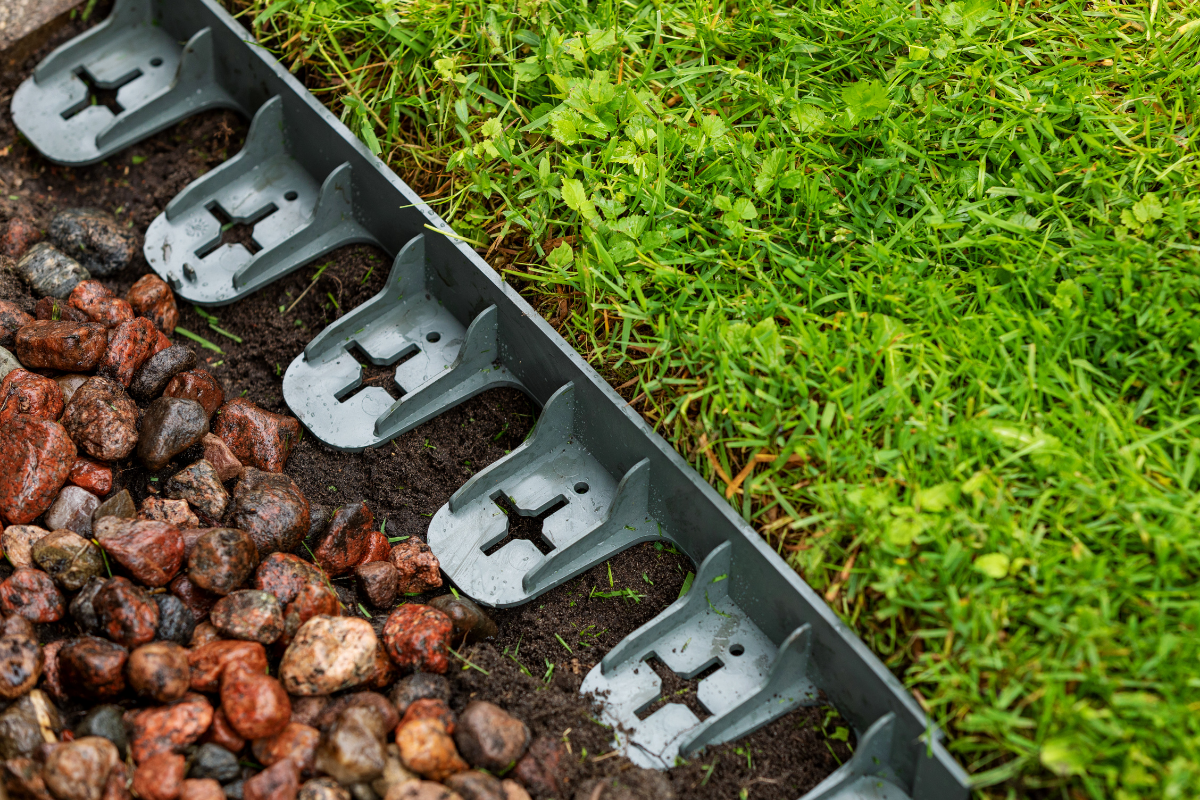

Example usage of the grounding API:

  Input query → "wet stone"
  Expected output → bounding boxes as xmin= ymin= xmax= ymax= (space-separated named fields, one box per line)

xmin=0 ymin=368 xmax=64 ymax=425
xmin=15 ymin=319 xmax=107 ymax=371
xmin=370 ymin=744 xmax=416 ymax=798
xmin=313 ymin=707 xmax=388 ymax=786
xmin=314 ymin=502 xmax=374 ymax=577
xmin=0 ymin=301 xmax=32 ymax=349
xmin=299 ymin=778 xmax=350 ymax=800
xmin=188 ymin=640 xmax=268 ymax=694
xmin=0 ymin=691 xmax=62 ymax=760
xmin=428 ymin=596 xmax=496 ymax=643
xmin=69 ymin=575 xmax=106 ymax=633
xmin=0 ymin=568 xmax=65 ymax=622
xmin=32 ymin=529 xmax=104 ymax=590
xmin=381 ymin=605 xmax=453 ymax=674
xmin=165 ymin=460 xmax=229 ymax=521
xmin=59 ymin=636 xmax=128 ymax=699
xmin=191 ymin=620 xmax=221 ymax=647
xmin=16 ymin=242 xmax=90 ymax=298
xmin=127 ymin=642 xmax=190 ymax=703
xmin=255 ymin=554 xmax=327 ymax=606
xmin=164 ymin=370 xmax=224 ymax=418
xmin=210 ymin=590 xmax=284 ymax=644
xmin=221 ymin=661 xmax=291 ymax=740
xmin=75 ymin=705 xmax=130 ymax=759
xmin=0 ymin=416 xmax=76 ymax=524
xmin=359 ymin=531 xmax=390 ymax=566
xmin=48 ymin=209 xmax=136 ymax=277
xmin=282 ymin=582 xmax=339 ymax=647
xmin=290 ymin=696 xmax=331 ymax=728
xmin=280 ymin=616 xmax=377 ymax=697
xmin=131 ymin=345 xmax=197 ymax=402
xmin=0 ymin=632 xmax=42 ymax=699
xmin=188 ymin=527 xmax=258 ymax=595
xmin=453 ymin=703 xmax=529 ymax=772
xmin=387 ymin=540 xmax=442 ymax=595
xmin=93 ymin=488 xmax=136 ymax=523
xmin=366 ymin=639 xmax=397 ymax=691
xmin=511 ymin=737 xmax=563 ymax=799
xmin=131 ymin=751 xmax=185 ymax=800
xmin=97 ymin=317 xmax=159 ymax=387
xmin=67 ymin=280 xmax=133 ymax=328
xmin=39 ymin=637 xmax=65 ymax=701
xmin=42 ymin=735 xmax=120 ymax=800
xmin=181 ymin=779 xmax=225 ymax=800
xmin=44 ymin=486 xmax=101 ymax=537
xmin=313 ymin=693 xmax=399 ymax=735
xmin=61 ymin=376 xmax=139 ymax=461
xmin=128 ymin=693 xmax=213 ymax=764
xmin=139 ymin=497 xmax=200 ymax=530
xmin=138 ymin=397 xmax=209 ymax=471
xmin=34 ymin=295 xmax=89 ymax=322
xmin=212 ymin=398 xmax=301 ymax=474
xmin=252 ymin=722 xmax=320 ymax=774
xmin=0 ymin=346 xmax=20 ymax=383
xmin=355 ymin=562 xmax=398 ymax=609
xmin=443 ymin=772 xmax=504 ymax=800
xmin=201 ymin=706 xmax=245 ymax=755
xmin=126 ymin=275 xmax=179 ymax=335
xmin=398 ymin=700 xmax=455 ymax=735
xmin=389 ymin=674 xmax=451 ymax=717
xmin=243 ymin=758 xmax=300 ymax=800
xmin=68 ymin=456 xmax=112 ymax=496
xmin=201 ymin=433 xmax=242 ymax=481
xmin=1 ymin=218 xmax=39 ymax=259
xmin=188 ymin=743 xmax=240 ymax=783
xmin=95 ymin=518 xmax=184 ymax=587
xmin=153 ymin=593 xmax=197 ymax=645
xmin=388 ymin=783 xmax=464 ymax=800
xmin=227 ymin=470 xmax=311 ymax=558
xmin=2 ymin=525 xmax=49 ymax=571
xmin=54 ymin=372 xmax=89 ymax=403
xmin=169 ymin=574 xmax=218 ymax=622
xmin=94 ymin=576 xmax=160 ymax=648
xmin=395 ymin=718 xmax=468 ymax=783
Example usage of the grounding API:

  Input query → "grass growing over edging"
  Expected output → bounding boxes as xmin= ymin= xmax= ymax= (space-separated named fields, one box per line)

xmin=226 ymin=0 xmax=1200 ymax=795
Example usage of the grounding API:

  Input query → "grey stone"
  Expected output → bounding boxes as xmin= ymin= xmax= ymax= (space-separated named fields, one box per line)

xmin=130 ymin=345 xmax=197 ymax=402
xmin=0 ymin=346 xmax=19 ymax=383
xmin=92 ymin=488 xmax=136 ymax=523
xmin=69 ymin=575 xmax=106 ymax=633
xmin=0 ymin=690 xmax=62 ymax=759
xmin=74 ymin=704 xmax=129 ymax=759
xmin=48 ymin=208 xmax=137 ymax=277
xmin=137 ymin=397 xmax=209 ymax=471
xmin=153 ymin=593 xmax=196 ymax=645
xmin=16 ymin=242 xmax=89 ymax=298
xmin=189 ymin=743 xmax=241 ymax=783
xmin=43 ymin=485 xmax=100 ymax=537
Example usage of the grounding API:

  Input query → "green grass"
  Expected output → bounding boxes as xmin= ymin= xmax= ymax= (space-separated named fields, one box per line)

xmin=227 ymin=0 xmax=1200 ymax=795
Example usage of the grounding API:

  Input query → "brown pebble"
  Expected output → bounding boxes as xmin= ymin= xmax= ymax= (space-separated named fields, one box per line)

xmin=14 ymin=320 xmax=107 ymax=371
xmin=254 ymin=554 xmax=327 ymax=606
xmin=187 ymin=527 xmax=258 ymax=595
xmin=212 ymin=398 xmax=302 ymax=473
xmin=244 ymin=758 xmax=300 ymax=800
xmin=201 ymin=706 xmax=246 ymax=753
xmin=92 ymin=488 xmax=135 ymax=523
xmin=54 ymin=373 xmax=90 ymax=404
xmin=443 ymin=771 xmax=504 ymax=800
xmin=387 ymin=783 xmax=464 ymax=800
xmin=94 ymin=576 xmax=160 ymax=648
xmin=499 ymin=781 xmax=531 ymax=800
xmin=428 ymin=595 xmax=496 ymax=643
xmin=60 ymin=376 xmax=138 ymax=461
xmin=279 ymin=616 xmax=377 ymax=697
xmin=312 ymin=707 xmax=388 ymax=785
xmin=453 ymin=702 xmax=529 ymax=771
xmin=67 ymin=456 xmax=112 ymax=496
xmin=42 ymin=736 xmax=120 ymax=800
xmin=102 ymin=762 xmax=131 ymax=800
xmin=366 ymin=639 xmax=397 ymax=691
xmin=1 ymin=218 xmax=40 ymax=259
xmin=252 ymin=722 xmax=320 ymax=774
xmin=42 ymin=487 xmax=101 ymax=539
xmin=32 ymin=528 xmax=103 ymax=589
xmin=126 ymin=275 xmax=179 ymax=335
xmin=396 ymin=718 xmax=468 ymax=782
xmin=227 ymin=469 xmax=311 ymax=558
xmin=128 ymin=693 xmax=213 ymax=764
xmin=281 ymin=582 xmax=339 ymax=646
xmin=298 ymin=778 xmax=350 ymax=800
xmin=0 ymin=568 xmax=65 ymax=622
xmin=210 ymin=590 xmax=284 ymax=644
xmin=381 ymin=605 xmax=452 ymax=674
xmin=388 ymin=539 xmax=442 ymax=594
xmin=138 ymin=397 xmax=209 ymax=472
xmin=0 ymin=416 xmax=76 ymax=524
xmin=164 ymin=460 xmax=229 ymax=522
xmin=0 ymin=368 xmax=64 ymax=424
xmin=189 ymin=621 xmax=221 ymax=647
xmin=40 ymin=638 xmax=65 ymax=702
xmin=0 ymin=301 xmax=32 ymax=349
xmin=511 ymin=735 xmax=565 ymax=799
xmin=314 ymin=502 xmax=374 ymax=577
xmin=126 ymin=642 xmax=190 ymax=703
xmin=290 ymin=696 xmax=331 ymax=728
xmin=188 ymin=639 xmax=268 ymax=693
xmin=95 ymin=517 xmax=184 ymax=587
xmin=138 ymin=498 xmax=200 ymax=530
xmin=97 ymin=317 xmax=159 ymax=387
xmin=200 ymin=433 xmax=242 ymax=481
xmin=399 ymin=699 xmax=456 ymax=736
xmin=163 ymin=370 xmax=224 ymax=418
xmin=313 ymin=692 xmax=399 ymax=734
xmin=59 ymin=635 xmax=128 ymax=699
xmin=0 ymin=632 xmax=43 ymax=699
xmin=220 ymin=661 xmax=291 ymax=740
xmin=170 ymin=574 xmax=218 ymax=621
xmin=180 ymin=779 xmax=224 ymax=800
xmin=131 ymin=752 xmax=185 ymax=800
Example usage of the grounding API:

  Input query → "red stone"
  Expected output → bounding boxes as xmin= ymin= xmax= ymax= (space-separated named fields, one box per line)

xmin=354 ymin=561 xmax=398 ymax=608
xmin=220 ymin=661 xmax=291 ymax=740
xmin=400 ymin=699 xmax=456 ymax=735
xmin=314 ymin=502 xmax=373 ymax=577
xmin=395 ymin=717 xmax=468 ymax=782
xmin=0 ymin=300 xmax=33 ymax=349
xmin=212 ymin=398 xmax=301 ymax=473
xmin=94 ymin=518 xmax=184 ymax=587
xmin=243 ymin=758 xmax=300 ymax=800
xmin=381 ymin=604 xmax=453 ymax=674
xmin=453 ymin=702 xmax=530 ymax=771
xmin=97 ymin=317 xmax=160 ymax=387
xmin=255 ymin=554 xmax=327 ymax=607
xmin=190 ymin=621 xmax=221 ymax=647
xmin=34 ymin=296 xmax=89 ymax=323
xmin=227 ymin=470 xmax=311 ymax=558
xmin=127 ymin=275 xmax=179 ymax=335
xmin=67 ymin=281 xmax=134 ymax=328
xmin=388 ymin=539 xmax=443 ymax=594
xmin=138 ymin=498 xmax=200 ymax=530
xmin=169 ymin=574 xmax=218 ymax=621
xmin=201 ymin=705 xmax=246 ymax=753
xmin=0 ymin=416 xmax=76 ymax=524
xmin=282 ymin=582 xmax=340 ymax=646
xmin=131 ymin=752 xmax=185 ymax=800
xmin=14 ymin=320 xmax=108 ymax=372
xmin=359 ymin=531 xmax=390 ymax=565
xmin=200 ymin=433 xmax=242 ymax=481
xmin=366 ymin=639 xmax=397 ymax=690
xmin=252 ymin=722 xmax=320 ymax=774
xmin=0 ymin=369 xmax=64 ymax=425
xmin=60 ymin=376 xmax=139 ymax=462
xmin=40 ymin=639 xmax=65 ymax=702
xmin=210 ymin=590 xmax=284 ymax=644
xmin=163 ymin=370 xmax=225 ymax=418
xmin=94 ymin=576 xmax=160 ymax=648
xmin=67 ymin=456 xmax=112 ymax=495
xmin=180 ymin=779 xmax=224 ymax=800
xmin=151 ymin=329 xmax=172 ymax=356
xmin=58 ymin=635 xmax=128 ymax=699
xmin=0 ymin=568 xmax=65 ymax=622
xmin=1 ymin=218 xmax=40 ymax=259
xmin=102 ymin=762 xmax=131 ymax=800
xmin=188 ymin=640 xmax=269 ymax=693
xmin=128 ymin=694 xmax=214 ymax=764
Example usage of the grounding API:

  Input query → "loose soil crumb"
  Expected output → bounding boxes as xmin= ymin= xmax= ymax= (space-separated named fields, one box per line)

xmin=0 ymin=13 xmax=852 ymax=800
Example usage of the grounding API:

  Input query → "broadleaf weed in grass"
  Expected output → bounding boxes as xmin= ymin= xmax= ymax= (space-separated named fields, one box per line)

xmin=226 ymin=0 xmax=1200 ymax=793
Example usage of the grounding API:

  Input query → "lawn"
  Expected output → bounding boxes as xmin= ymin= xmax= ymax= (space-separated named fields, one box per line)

xmin=227 ymin=0 xmax=1200 ymax=795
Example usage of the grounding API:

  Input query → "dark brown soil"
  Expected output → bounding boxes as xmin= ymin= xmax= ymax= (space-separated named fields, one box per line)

xmin=0 ymin=12 xmax=852 ymax=800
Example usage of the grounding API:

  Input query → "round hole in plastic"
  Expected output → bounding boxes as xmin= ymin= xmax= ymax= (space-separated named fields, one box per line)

xmin=150 ymin=57 xmax=164 ymax=67
xmin=426 ymin=332 xmax=441 ymax=343
xmin=284 ymin=190 xmax=298 ymax=201
xmin=729 ymin=644 xmax=745 ymax=656
xmin=574 ymin=482 xmax=589 ymax=494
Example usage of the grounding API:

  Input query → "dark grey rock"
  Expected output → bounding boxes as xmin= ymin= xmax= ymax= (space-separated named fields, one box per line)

xmin=137 ymin=397 xmax=209 ymax=471
xmin=190 ymin=743 xmax=242 ymax=783
xmin=153 ymin=593 xmax=196 ymax=645
xmin=0 ymin=691 xmax=62 ymax=759
xmin=43 ymin=485 xmax=100 ymax=537
xmin=16 ymin=242 xmax=89 ymax=298
xmin=69 ymin=576 xmax=106 ymax=633
xmin=74 ymin=704 xmax=129 ymax=758
xmin=47 ymin=208 xmax=137 ymax=277
xmin=93 ymin=488 xmax=136 ymax=523
xmin=130 ymin=345 xmax=197 ymax=402
xmin=388 ymin=672 xmax=451 ymax=716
